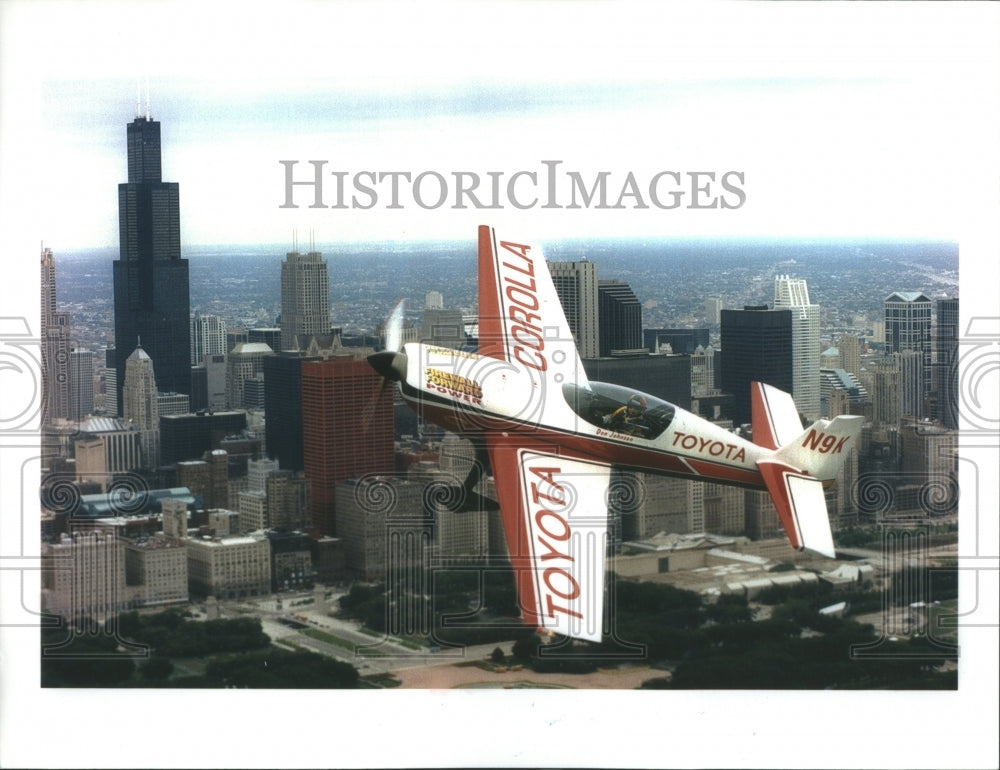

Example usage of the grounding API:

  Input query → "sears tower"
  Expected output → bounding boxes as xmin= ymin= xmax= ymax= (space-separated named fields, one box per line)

xmin=112 ymin=106 xmax=190 ymax=412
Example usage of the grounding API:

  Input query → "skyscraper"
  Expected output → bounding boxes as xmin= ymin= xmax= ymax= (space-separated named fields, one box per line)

xmin=69 ymin=349 xmax=95 ymax=421
xmin=869 ymin=355 xmax=902 ymax=428
xmin=123 ymin=344 xmax=160 ymax=468
xmin=113 ymin=111 xmax=191 ymax=411
xmin=41 ymin=245 xmax=56 ymax=333
xmin=421 ymin=307 xmax=466 ymax=349
xmin=884 ymin=291 xmax=932 ymax=404
xmin=549 ymin=260 xmax=599 ymax=358
xmin=265 ymin=471 xmax=312 ymax=531
xmin=301 ymin=357 xmax=394 ymax=536
xmin=582 ymin=355 xmax=692 ymax=411
xmin=838 ymin=333 xmax=861 ymax=380
xmin=280 ymin=250 xmax=330 ymax=351
xmin=226 ymin=342 xmax=273 ymax=410
xmin=41 ymin=246 xmax=71 ymax=424
xmin=774 ymin=275 xmax=821 ymax=421
xmin=248 ymin=327 xmax=282 ymax=352
xmin=123 ymin=345 xmax=158 ymax=431
xmin=820 ymin=368 xmax=868 ymax=418
xmin=190 ymin=312 xmax=228 ymax=366
xmin=720 ymin=306 xmax=793 ymax=426
xmin=899 ymin=349 xmax=925 ymax=419
xmin=936 ymin=297 xmax=959 ymax=429
xmin=598 ymin=280 xmax=643 ymax=356
xmin=263 ymin=353 xmax=321 ymax=471
xmin=704 ymin=297 xmax=723 ymax=326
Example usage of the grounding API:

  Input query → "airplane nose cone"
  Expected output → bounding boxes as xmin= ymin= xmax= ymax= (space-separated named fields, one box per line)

xmin=367 ymin=351 xmax=408 ymax=382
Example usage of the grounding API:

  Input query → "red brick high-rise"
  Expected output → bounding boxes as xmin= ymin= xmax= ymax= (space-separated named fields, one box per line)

xmin=301 ymin=357 xmax=394 ymax=535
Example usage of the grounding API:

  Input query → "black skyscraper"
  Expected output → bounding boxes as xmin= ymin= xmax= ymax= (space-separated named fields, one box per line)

xmin=113 ymin=114 xmax=190 ymax=413
xmin=936 ymin=297 xmax=959 ymax=430
xmin=720 ymin=306 xmax=793 ymax=426
xmin=597 ymin=279 xmax=643 ymax=356
xmin=263 ymin=353 xmax=321 ymax=472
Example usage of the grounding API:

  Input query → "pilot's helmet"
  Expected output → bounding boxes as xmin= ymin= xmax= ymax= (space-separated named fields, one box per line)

xmin=628 ymin=395 xmax=647 ymax=411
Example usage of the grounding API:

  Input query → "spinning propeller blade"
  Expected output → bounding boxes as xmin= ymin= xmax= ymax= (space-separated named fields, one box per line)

xmin=385 ymin=299 xmax=405 ymax=354
xmin=363 ymin=300 xmax=408 ymax=425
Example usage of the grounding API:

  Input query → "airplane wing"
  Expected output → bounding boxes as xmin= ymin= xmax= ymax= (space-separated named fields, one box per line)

xmin=477 ymin=225 xmax=589 ymax=393
xmin=486 ymin=436 xmax=610 ymax=642
xmin=476 ymin=226 xmax=610 ymax=641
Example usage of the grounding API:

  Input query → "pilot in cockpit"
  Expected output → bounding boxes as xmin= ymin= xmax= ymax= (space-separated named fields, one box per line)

xmin=603 ymin=394 xmax=650 ymax=437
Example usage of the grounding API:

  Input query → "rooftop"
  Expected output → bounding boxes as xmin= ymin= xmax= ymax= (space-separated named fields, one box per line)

xmin=623 ymin=531 xmax=740 ymax=553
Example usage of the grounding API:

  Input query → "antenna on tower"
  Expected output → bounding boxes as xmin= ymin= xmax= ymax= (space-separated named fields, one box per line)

xmin=145 ymin=76 xmax=151 ymax=120
xmin=136 ymin=76 xmax=142 ymax=118
xmin=310 ymin=228 xmax=315 ymax=252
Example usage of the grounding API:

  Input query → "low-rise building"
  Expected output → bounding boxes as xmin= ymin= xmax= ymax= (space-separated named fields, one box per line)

xmin=41 ymin=531 xmax=137 ymax=621
xmin=124 ymin=536 xmax=188 ymax=607
xmin=266 ymin=530 xmax=313 ymax=592
xmin=186 ymin=533 xmax=271 ymax=599
xmin=335 ymin=476 xmax=431 ymax=581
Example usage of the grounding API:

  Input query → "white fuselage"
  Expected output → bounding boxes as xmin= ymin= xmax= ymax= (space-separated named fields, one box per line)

xmin=399 ymin=343 xmax=770 ymax=489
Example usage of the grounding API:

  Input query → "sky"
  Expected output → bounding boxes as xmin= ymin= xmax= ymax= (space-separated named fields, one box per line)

xmin=2 ymin=2 xmax=999 ymax=769
xmin=3 ymin=1 xmax=999 ymax=249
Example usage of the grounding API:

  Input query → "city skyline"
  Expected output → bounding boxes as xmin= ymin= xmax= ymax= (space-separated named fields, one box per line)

xmin=3 ymin=4 xmax=998 ymax=770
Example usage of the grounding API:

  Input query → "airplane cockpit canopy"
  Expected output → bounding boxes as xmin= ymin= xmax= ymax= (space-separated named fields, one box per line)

xmin=561 ymin=381 xmax=676 ymax=440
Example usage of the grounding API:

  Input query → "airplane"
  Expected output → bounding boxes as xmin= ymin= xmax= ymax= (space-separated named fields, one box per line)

xmin=368 ymin=225 xmax=863 ymax=642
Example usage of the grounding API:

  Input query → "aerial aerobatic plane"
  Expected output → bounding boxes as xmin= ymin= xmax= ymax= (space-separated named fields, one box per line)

xmin=368 ymin=225 xmax=863 ymax=642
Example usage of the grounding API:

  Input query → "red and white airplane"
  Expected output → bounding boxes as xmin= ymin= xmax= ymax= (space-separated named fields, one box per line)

xmin=369 ymin=225 xmax=863 ymax=642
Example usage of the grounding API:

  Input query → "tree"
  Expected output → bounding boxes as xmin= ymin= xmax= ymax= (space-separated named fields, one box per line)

xmin=490 ymin=646 xmax=505 ymax=664
xmin=140 ymin=655 xmax=174 ymax=682
xmin=41 ymin=627 xmax=135 ymax=687
xmin=206 ymin=648 xmax=360 ymax=688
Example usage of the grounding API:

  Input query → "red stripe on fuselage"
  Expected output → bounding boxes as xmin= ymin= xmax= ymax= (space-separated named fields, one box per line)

xmin=411 ymin=394 xmax=767 ymax=491
xmin=682 ymin=458 xmax=764 ymax=488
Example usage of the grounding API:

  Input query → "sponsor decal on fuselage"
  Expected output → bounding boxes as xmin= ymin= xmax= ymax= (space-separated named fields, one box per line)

xmin=424 ymin=345 xmax=479 ymax=361
xmin=670 ymin=430 xmax=747 ymax=463
xmin=424 ymin=367 xmax=483 ymax=405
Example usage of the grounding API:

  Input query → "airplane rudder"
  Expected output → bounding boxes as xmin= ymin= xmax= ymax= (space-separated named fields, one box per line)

xmin=751 ymin=381 xmax=801 ymax=450
xmin=776 ymin=415 xmax=862 ymax=480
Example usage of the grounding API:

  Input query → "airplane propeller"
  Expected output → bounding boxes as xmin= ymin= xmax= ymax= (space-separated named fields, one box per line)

xmin=368 ymin=299 xmax=408 ymax=384
xmin=363 ymin=300 xmax=408 ymax=425
xmin=384 ymin=297 xmax=405 ymax=355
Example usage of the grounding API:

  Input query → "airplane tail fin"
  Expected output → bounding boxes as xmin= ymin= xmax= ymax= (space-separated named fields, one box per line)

xmin=751 ymin=382 xmax=863 ymax=558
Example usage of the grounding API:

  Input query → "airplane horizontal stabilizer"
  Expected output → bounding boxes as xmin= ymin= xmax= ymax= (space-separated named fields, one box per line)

xmin=757 ymin=459 xmax=836 ymax=558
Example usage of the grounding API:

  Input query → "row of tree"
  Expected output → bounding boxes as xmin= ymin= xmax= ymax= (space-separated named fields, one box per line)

xmin=41 ymin=612 xmax=361 ymax=688
xmin=339 ymin=565 xmax=958 ymax=689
